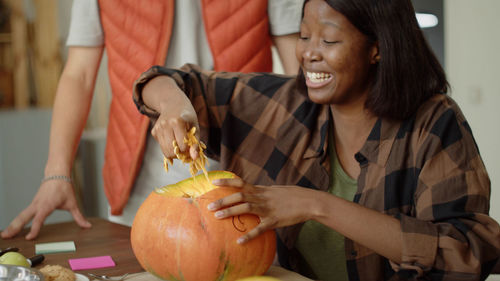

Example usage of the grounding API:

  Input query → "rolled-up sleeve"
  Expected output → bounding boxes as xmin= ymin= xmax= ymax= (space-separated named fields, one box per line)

xmin=133 ymin=66 xmax=176 ymax=119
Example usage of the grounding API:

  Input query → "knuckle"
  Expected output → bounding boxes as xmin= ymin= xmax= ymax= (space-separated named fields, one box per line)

xmin=242 ymin=203 xmax=252 ymax=213
xmin=250 ymin=228 xmax=262 ymax=238
xmin=219 ymin=209 xmax=228 ymax=217
xmin=167 ymin=117 xmax=182 ymax=127
xmin=266 ymin=219 xmax=278 ymax=229
xmin=213 ymin=199 xmax=224 ymax=208
xmin=236 ymin=192 xmax=245 ymax=201
xmin=234 ymin=178 xmax=245 ymax=187
xmin=163 ymin=145 xmax=174 ymax=154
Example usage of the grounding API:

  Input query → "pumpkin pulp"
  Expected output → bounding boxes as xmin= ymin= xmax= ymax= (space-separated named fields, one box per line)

xmin=155 ymin=170 xmax=237 ymax=198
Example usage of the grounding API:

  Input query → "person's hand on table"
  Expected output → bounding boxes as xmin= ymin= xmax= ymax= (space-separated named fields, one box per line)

xmin=207 ymin=178 xmax=317 ymax=244
xmin=1 ymin=180 xmax=91 ymax=240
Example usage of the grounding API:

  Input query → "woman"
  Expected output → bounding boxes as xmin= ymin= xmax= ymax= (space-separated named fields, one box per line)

xmin=133 ymin=0 xmax=500 ymax=279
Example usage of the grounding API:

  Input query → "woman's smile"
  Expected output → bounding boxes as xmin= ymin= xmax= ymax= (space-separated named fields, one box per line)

xmin=305 ymin=71 xmax=333 ymax=88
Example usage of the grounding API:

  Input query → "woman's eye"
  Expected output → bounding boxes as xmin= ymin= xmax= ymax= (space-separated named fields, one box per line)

xmin=323 ymin=40 xmax=338 ymax=44
xmin=299 ymin=36 xmax=309 ymax=41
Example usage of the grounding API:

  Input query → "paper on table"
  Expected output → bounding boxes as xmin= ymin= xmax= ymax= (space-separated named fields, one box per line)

xmin=69 ymin=255 xmax=115 ymax=271
xmin=35 ymin=241 xmax=76 ymax=254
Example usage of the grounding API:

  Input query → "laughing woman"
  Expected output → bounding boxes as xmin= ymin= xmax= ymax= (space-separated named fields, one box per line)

xmin=132 ymin=0 xmax=500 ymax=280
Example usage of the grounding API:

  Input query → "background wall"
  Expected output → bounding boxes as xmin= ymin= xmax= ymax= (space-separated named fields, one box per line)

xmin=0 ymin=0 xmax=499 ymax=232
xmin=0 ymin=0 xmax=76 ymax=229
xmin=444 ymin=0 xmax=500 ymax=221
xmin=412 ymin=0 xmax=445 ymax=66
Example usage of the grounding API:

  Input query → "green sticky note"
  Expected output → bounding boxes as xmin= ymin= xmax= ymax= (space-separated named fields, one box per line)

xmin=35 ymin=241 xmax=76 ymax=254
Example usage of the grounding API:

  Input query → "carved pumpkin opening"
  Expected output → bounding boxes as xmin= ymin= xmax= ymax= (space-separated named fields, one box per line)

xmin=155 ymin=170 xmax=236 ymax=198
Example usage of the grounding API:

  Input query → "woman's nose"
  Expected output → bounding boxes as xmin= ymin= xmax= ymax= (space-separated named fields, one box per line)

xmin=302 ymin=44 xmax=321 ymax=62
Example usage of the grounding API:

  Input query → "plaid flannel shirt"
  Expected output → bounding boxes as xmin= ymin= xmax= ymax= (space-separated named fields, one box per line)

xmin=133 ymin=64 xmax=500 ymax=280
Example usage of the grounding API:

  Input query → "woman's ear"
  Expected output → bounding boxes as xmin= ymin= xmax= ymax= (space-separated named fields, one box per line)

xmin=369 ymin=42 xmax=380 ymax=64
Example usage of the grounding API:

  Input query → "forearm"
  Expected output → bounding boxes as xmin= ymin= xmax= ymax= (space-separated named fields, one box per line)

xmin=44 ymin=47 xmax=103 ymax=176
xmin=44 ymin=76 xmax=94 ymax=176
xmin=311 ymin=191 xmax=403 ymax=263
xmin=272 ymin=33 xmax=300 ymax=75
xmin=142 ymin=75 xmax=190 ymax=115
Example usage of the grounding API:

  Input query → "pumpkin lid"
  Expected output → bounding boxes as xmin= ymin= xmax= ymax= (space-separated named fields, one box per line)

xmin=155 ymin=170 xmax=237 ymax=198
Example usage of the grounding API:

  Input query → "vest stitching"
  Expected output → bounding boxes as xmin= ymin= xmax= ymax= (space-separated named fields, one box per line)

xmin=240 ymin=45 xmax=270 ymax=71
xmin=107 ymin=94 xmax=136 ymax=155
xmin=106 ymin=41 xmax=150 ymax=82
xmin=109 ymin=0 xmax=163 ymax=32
xmin=100 ymin=0 xmax=160 ymax=56
xmin=217 ymin=16 xmax=269 ymax=67
xmin=206 ymin=0 xmax=255 ymax=30
xmin=102 ymin=16 xmax=157 ymax=57
xmin=106 ymin=118 xmax=127 ymax=184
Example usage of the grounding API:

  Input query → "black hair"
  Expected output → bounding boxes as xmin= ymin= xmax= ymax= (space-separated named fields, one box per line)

xmin=298 ymin=0 xmax=449 ymax=120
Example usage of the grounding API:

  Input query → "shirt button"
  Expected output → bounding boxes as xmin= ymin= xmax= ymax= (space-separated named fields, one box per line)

xmin=354 ymin=153 xmax=366 ymax=163
xmin=351 ymin=250 xmax=357 ymax=257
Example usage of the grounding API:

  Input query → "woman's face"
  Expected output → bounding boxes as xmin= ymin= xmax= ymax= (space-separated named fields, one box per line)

xmin=296 ymin=0 xmax=378 ymax=106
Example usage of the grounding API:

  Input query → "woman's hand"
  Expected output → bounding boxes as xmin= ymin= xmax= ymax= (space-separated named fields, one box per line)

xmin=207 ymin=178 xmax=317 ymax=244
xmin=151 ymin=110 xmax=200 ymax=161
xmin=143 ymin=76 xmax=200 ymax=160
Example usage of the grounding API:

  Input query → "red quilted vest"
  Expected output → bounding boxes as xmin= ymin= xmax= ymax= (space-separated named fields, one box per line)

xmin=99 ymin=0 xmax=273 ymax=215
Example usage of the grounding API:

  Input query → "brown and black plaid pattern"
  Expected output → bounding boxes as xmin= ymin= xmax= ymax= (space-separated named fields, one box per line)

xmin=134 ymin=64 xmax=500 ymax=280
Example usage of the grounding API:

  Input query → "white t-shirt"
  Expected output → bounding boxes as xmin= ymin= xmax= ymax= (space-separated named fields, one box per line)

xmin=67 ymin=0 xmax=303 ymax=226
xmin=66 ymin=0 xmax=303 ymax=68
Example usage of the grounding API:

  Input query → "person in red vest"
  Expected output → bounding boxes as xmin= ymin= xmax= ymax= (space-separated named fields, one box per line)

xmin=1 ymin=0 xmax=303 ymax=240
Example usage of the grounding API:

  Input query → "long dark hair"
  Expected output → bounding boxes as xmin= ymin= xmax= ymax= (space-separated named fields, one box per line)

xmin=298 ymin=0 xmax=449 ymax=120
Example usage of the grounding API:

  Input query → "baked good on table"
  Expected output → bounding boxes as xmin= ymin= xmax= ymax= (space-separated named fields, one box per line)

xmin=39 ymin=264 xmax=76 ymax=281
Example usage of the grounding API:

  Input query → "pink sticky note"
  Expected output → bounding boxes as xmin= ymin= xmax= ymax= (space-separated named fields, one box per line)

xmin=68 ymin=255 xmax=116 ymax=271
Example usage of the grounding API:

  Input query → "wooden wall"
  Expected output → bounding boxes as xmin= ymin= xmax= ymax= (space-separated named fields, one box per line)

xmin=0 ymin=0 xmax=62 ymax=108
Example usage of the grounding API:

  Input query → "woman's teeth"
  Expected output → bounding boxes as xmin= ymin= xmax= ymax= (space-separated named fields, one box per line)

xmin=306 ymin=72 xmax=332 ymax=83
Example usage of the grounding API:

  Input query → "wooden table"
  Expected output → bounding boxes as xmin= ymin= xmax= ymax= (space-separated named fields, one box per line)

xmin=1 ymin=217 xmax=313 ymax=281
xmin=0 ymin=217 xmax=143 ymax=276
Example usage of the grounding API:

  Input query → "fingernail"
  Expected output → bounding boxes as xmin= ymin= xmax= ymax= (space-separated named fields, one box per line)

xmin=214 ymin=211 xmax=224 ymax=218
xmin=212 ymin=179 xmax=222 ymax=185
xmin=237 ymin=237 xmax=246 ymax=244
xmin=207 ymin=203 xmax=216 ymax=210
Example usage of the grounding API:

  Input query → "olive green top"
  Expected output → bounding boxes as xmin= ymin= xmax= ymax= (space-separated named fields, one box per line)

xmin=295 ymin=136 xmax=357 ymax=281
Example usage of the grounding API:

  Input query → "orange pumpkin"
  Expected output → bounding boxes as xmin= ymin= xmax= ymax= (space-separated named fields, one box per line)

xmin=131 ymin=171 xmax=276 ymax=281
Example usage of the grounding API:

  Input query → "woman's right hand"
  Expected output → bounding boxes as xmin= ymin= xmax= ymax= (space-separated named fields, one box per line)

xmin=143 ymin=76 xmax=201 ymax=161
xmin=0 ymin=179 xmax=91 ymax=240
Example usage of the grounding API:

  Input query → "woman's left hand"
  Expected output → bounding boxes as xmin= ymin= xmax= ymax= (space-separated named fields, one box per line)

xmin=207 ymin=178 xmax=317 ymax=244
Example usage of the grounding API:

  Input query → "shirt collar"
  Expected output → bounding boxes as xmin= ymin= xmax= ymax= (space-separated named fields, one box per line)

xmin=358 ymin=118 xmax=402 ymax=166
xmin=299 ymin=101 xmax=402 ymax=167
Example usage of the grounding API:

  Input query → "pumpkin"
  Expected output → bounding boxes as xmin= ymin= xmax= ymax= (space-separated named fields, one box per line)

xmin=131 ymin=171 xmax=276 ymax=281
